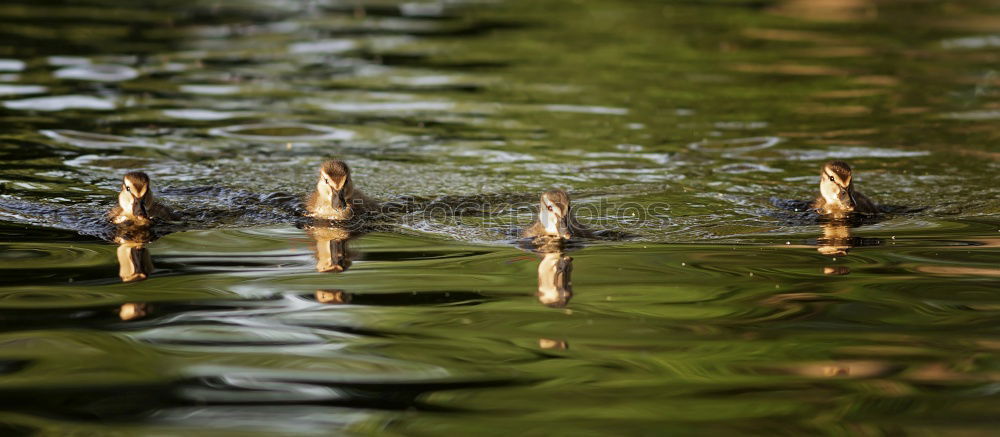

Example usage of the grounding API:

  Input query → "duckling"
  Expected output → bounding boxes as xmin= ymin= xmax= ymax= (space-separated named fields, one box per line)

xmin=108 ymin=171 xmax=174 ymax=226
xmin=306 ymin=160 xmax=377 ymax=220
xmin=811 ymin=160 xmax=878 ymax=217
xmin=522 ymin=189 xmax=591 ymax=240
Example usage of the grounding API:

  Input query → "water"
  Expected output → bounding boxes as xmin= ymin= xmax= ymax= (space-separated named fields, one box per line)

xmin=1 ymin=0 xmax=999 ymax=434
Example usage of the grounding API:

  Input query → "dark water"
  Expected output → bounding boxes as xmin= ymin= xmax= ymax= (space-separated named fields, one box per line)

xmin=1 ymin=0 xmax=999 ymax=434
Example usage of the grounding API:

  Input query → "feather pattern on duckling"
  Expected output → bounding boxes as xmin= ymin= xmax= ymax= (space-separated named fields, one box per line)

xmin=811 ymin=160 xmax=878 ymax=218
xmin=108 ymin=171 xmax=174 ymax=226
xmin=306 ymin=160 xmax=377 ymax=220
xmin=522 ymin=189 xmax=591 ymax=240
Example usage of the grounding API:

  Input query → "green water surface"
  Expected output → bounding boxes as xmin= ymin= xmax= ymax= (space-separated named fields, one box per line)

xmin=0 ymin=0 xmax=998 ymax=435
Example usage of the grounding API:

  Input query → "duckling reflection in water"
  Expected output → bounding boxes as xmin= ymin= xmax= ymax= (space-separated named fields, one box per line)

xmin=316 ymin=289 xmax=351 ymax=304
xmin=537 ymin=250 xmax=573 ymax=308
xmin=308 ymin=226 xmax=356 ymax=273
xmin=817 ymin=221 xmax=853 ymax=257
xmin=817 ymin=221 xmax=854 ymax=275
xmin=522 ymin=189 xmax=591 ymax=242
xmin=823 ymin=266 xmax=851 ymax=275
xmin=538 ymin=338 xmax=568 ymax=350
xmin=108 ymin=171 xmax=174 ymax=226
xmin=119 ymin=302 xmax=150 ymax=321
xmin=115 ymin=227 xmax=154 ymax=283
xmin=115 ymin=227 xmax=154 ymax=321
xmin=306 ymin=160 xmax=378 ymax=221
xmin=815 ymin=220 xmax=886 ymax=274
xmin=812 ymin=160 xmax=878 ymax=218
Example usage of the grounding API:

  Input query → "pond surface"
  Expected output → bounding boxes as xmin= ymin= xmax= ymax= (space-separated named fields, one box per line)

xmin=1 ymin=0 xmax=999 ymax=434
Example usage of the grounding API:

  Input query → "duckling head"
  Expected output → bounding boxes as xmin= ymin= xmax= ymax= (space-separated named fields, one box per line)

xmin=316 ymin=160 xmax=355 ymax=213
xmin=118 ymin=171 xmax=152 ymax=220
xmin=539 ymin=189 xmax=573 ymax=240
xmin=819 ymin=161 xmax=857 ymax=212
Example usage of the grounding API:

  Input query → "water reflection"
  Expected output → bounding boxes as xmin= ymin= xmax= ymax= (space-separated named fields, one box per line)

xmin=823 ymin=265 xmax=851 ymax=275
xmin=534 ymin=241 xmax=573 ymax=350
xmin=1 ymin=0 xmax=999 ymax=432
xmin=115 ymin=228 xmax=155 ymax=283
xmin=308 ymin=226 xmax=360 ymax=273
xmin=784 ymin=361 xmax=896 ymax=379
xmin=816 ymin=220 xmax=886 ymax=275
xmin=115 ymin=227 xmax=155 ymax=321
xmin=770 ymin=0 xmax=877 ymax=22
xmin=818 ymin=220 xmax=853 ymax=275
xmin=118 ymin=302 xmax=150 ymax=321
xmin=817 ymin=221 xmax=853 ymax=257
xmin=536 ymin=244 xmax=573 ymax=308
xmin=538 ymin=338 xmax=568 ymax=350
xmin=316 ymin=289 xmax=351 ymax=304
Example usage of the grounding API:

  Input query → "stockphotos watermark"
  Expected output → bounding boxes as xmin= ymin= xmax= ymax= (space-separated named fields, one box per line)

xmin=330 ymin=197 xmax=672 ymax=230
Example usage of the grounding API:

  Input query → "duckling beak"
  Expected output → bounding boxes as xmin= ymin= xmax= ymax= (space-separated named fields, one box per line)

xmin=556 ymin=216 xmax=571 ymax=240
xmin=334 ymin=190 xmax=347 ymax=209
xmin=839 ymin=188 xmax=855 ymax=210
xmin=127 ymin=192 xmax=149 ymax=219
xmin=325 ymin=181 xmax=347 ymax=210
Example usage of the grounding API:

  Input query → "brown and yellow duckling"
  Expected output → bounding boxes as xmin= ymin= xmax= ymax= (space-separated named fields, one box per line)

xmin=108 ymin=171 xmax=174 ymax=226
xmin=306 ymin=160 xmax=377 ymax=220
xmin=522 ymin=189 xmax=591 ymax=241
xmin=811 ymin=160 xmax=878 ymax=218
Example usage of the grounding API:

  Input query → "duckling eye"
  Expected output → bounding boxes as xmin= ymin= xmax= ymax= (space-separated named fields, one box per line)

xmin=125 ymin=185 xmax=131 ymax=192
xmin=828 ymin=175 xmax=834 ymax=182
xmin=546 ymin=205 xmax=553 ymax=212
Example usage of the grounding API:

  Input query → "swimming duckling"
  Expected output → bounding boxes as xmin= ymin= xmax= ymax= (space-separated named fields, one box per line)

xmin=108 ymin=171 xmax=174 ymax=226
xmin=306 ymin=160 xmax=377 ymax=220
xmin=522 ymin=189 xmax=591 ymax=240
xmin=811 ymin=160 xmax=878 ymax=217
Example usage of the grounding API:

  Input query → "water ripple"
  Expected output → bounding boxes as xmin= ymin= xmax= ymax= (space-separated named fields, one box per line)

xmin=0 ymin=59 xmax=25 ymax=72
xmin=54 ymin=64 xmax=139 ymax=82
xmin=0 ymin=85 xmax=46 ymax=96
xmin=41 ymin=130 xmax=146 ymax=149
xmin=288 ymin=39 xmax=357 ymax=54
xmin=3 ymin=95 xmax=115 ymax=111
xmin=208 ymin=123 xmax=355 ymax=141
xmin=163 ymin=109 xmax=246 ymax=121
xmin=688 ymin=136 xmax=783 ymax=155
xmin=779 ymin=146 xmax=930 ymax=160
